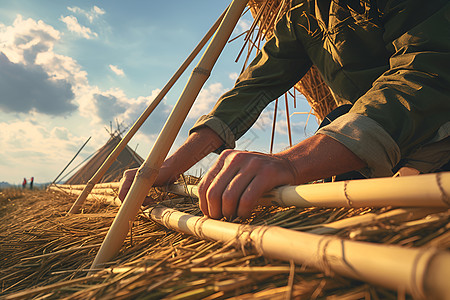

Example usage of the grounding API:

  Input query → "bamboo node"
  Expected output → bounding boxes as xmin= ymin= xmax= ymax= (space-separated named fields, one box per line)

xmin=316 ymin=237 xmax=335 ymax=277
xmin=436 ymin=173 xmax=450 ymax=207
xmin=409 ymin=247 xmax=439 ymax=300
xmin=161 ymin=209 xmax=177 ymax=231
xmin=193 ymin=67 xmax=211 ymax=77
xmin=193 ymin=216 xmax=208 ymax=239
xmin=343 ymin=181 xmax=353 ymax=207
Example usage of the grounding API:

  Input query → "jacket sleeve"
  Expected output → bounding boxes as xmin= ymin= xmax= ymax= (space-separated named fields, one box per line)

xmin=190 ymin=12 xmax=312 ymax=150
xmin=317 ymin=2 xmax=450 ymax=177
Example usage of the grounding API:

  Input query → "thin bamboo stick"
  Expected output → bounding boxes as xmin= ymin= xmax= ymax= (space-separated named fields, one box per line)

xmin=51 ymin=136 xmax=91 ymax=185
xmin=89 ymin=0 xmax=249 ymax=272
xmin=284 ymin=93 xmax=292 ymax=147
xmin=57 ymin=183 xmax=121 ymax=190
xmin=147 ymin=206 xmax=450 ymax=299
xmin=66 ymin=6 xmax=229 ymax=215
xmin=49 ymin=186 xmax=121 ymax=207
xmin=166 ymin=172 xmax=450 ymax=208
xmin=270 ymin=99 xmax=278 ymax=154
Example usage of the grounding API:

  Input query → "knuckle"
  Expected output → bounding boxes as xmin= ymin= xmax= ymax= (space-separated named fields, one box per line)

xmin=205 ymin=186 xmax=220 ymax=204
xmin=221 ymin=149 xmax=234 ymax=156
xmin=246 ymin=157 xmax=263 ymax=171
xmin=221 ymin=188 xmax=236 ymax=204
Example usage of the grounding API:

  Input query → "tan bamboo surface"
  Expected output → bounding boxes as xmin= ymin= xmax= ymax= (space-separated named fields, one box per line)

xmin=66 ymin=6 xmax=228 ymax=215
xmin=147 ymin=206 xmax=450 ymax=299
xmin=90 ymin=0 xmax=250 ymax=272
xmin=49 ymin=185 xmax=121 ymax=208
xmin=166 ymin=172 xmax=450 ymax=209
xmin=1 ymin=187 xmax=449 ymax=299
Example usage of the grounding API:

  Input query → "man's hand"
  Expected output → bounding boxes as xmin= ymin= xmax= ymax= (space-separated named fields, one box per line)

xmin=198 ymin=149 xmax=298 ymax=220
xmin=118 ymin=126 xmax=224 ymax=204
xmin=117 ymin=165 xmax=180 ymax=204
xmin=197 ymin=134 xmax=366 ymax=220
xmin=118 ymin=168 xmax=139 ymax=203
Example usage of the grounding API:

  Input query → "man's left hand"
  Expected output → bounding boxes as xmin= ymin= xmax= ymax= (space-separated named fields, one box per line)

xmin=198 ymin=149 xmax=297 ymax=220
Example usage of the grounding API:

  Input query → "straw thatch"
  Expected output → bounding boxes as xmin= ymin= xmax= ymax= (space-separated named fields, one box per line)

xmin=245 ymin=0 xmax=337 ymax=122
xmin=1 ymin=186 xmax=448 ymax=299
xmin=64 ymin=133 xmax=144 ymax=185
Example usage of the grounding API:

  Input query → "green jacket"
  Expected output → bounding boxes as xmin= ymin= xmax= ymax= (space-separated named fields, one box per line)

xmin=191 ymin=0 xmax=450 ymax=177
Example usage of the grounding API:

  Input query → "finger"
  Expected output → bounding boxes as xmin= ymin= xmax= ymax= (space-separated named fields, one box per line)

xmin=221 ymin=170 xmax=256 ymax=219
xmin=118 ymin=168 xmax=138 ymax=201
xmin=237 ymin=173 xmax=275 ymax=219
xmin=198 ymin=150 xmax=231 ymax=216
xmin=205 ymin=155 xmax=243 ymax=219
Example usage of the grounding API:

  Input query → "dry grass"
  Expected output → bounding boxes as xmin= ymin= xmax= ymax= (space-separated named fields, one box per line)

xmin=0 ymin=186 xmax=448 ymax=299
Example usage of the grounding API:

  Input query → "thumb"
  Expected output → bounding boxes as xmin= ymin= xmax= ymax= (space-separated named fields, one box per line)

xmin=118 ymin=168 xmax=138 ymax=201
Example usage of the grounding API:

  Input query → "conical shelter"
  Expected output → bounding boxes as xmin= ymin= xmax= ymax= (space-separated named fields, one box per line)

xmin=64 ymin=133 xmax=144 ymax=185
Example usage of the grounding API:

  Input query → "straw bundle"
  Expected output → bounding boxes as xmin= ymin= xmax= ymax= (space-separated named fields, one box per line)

xmin=246 ymin=0 xmax=337 ymax=122
xmin=1 ymin=187 xmax=449 ymax=299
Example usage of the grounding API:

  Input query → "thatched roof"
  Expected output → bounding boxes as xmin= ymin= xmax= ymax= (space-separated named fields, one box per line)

xmin=64 ymin=134 xmax=144 ymax=185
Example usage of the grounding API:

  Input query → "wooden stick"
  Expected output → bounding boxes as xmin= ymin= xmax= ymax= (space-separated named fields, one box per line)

xmin=270 ymin=99 xmax=278 ymax=154
xmin=147 ymin=206 xmax=450 ymax=299
xmin=51 ymin=136 xmax=91 ymax=185
xmin=284 ymin=93 xmax=292 ymax=147
xmin=166 ymin=172 xmax=450 ymax=208
xmin=89 ymin=0 xmax=249 ymax=272
xmin=66 ymin=6 xmax=228 ymax=215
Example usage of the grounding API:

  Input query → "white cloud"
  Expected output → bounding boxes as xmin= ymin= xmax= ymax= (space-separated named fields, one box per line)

xmin=0 ymin=15 xmax=180 ymax=183
xmin=109 ymin=64 xmax=125 ymax=77
xmin=188 ymin=83 xmax=225 ymax=119
xmin=67 ymin=6 xmax=105 ymax=23
xmin=0 ymin=14 xmax=60 ymax=65
xmin=236 ymin=18 xmax=252 ymax=35
xmin=228 ymin=72 xmax=239 ymax=81
xmin=60 ymin=15 xmax=98 ymax=39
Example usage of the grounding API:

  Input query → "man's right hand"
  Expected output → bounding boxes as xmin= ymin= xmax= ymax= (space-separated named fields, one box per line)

xmin=117 ymin=165 xmax=180 ymax=203
xmin=118 ymin=126 xmax=223 ymax=203
xmin=118 ymin=168 xmax=139 ymax=202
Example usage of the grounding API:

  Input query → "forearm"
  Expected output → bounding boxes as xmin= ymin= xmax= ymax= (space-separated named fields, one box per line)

xmin=275 ymin=134 xmax=366 ymax=184
xmin=156 ymin=127 xmax=223 ymax=185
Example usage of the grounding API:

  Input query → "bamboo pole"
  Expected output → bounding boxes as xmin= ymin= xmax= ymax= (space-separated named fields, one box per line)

xmin=166 ymin=172 xmax=450 ymax=208
xmin=49 ymin=185 xmax=121 ymax=207
xmin=66 ymin=6 xmax=229 ymax=215
xmin=90 ymin=0 xmax=249 ymax=272
xmin=147 ymin=206 xmax=450 ymax=299
xmin=51 ymin=136 xmax=91 ymax=185
xmin=284 ymin=93 xmax=292 ymax=147
xmin=270 ymin=99 xmax=278 ymax=154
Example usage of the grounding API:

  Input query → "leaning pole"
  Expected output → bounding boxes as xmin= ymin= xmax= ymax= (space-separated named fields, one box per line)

xmin=90 ymin=0 xmax=249 ymax=271
xmin=67 ymin=6 xmax=229 ymax=215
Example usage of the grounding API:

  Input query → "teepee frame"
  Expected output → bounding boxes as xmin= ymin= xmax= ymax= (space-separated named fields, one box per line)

xmin=90 ymin=0 xmax=249 ymax=271
xmin=66 ymin=6 xmax=229 ymax=215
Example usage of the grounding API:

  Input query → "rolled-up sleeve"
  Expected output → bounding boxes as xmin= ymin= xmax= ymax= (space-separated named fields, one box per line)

xmin=318 ymin=3 xmax=450 ymax=177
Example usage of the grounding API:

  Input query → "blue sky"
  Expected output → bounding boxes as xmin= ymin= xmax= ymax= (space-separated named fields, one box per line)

xmin=0 ymin=1 xmax=317 ymax=184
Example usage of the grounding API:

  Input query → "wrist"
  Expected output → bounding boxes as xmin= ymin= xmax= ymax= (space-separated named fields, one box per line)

xmin=273 ymin=153 xmax=301 ymax=185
